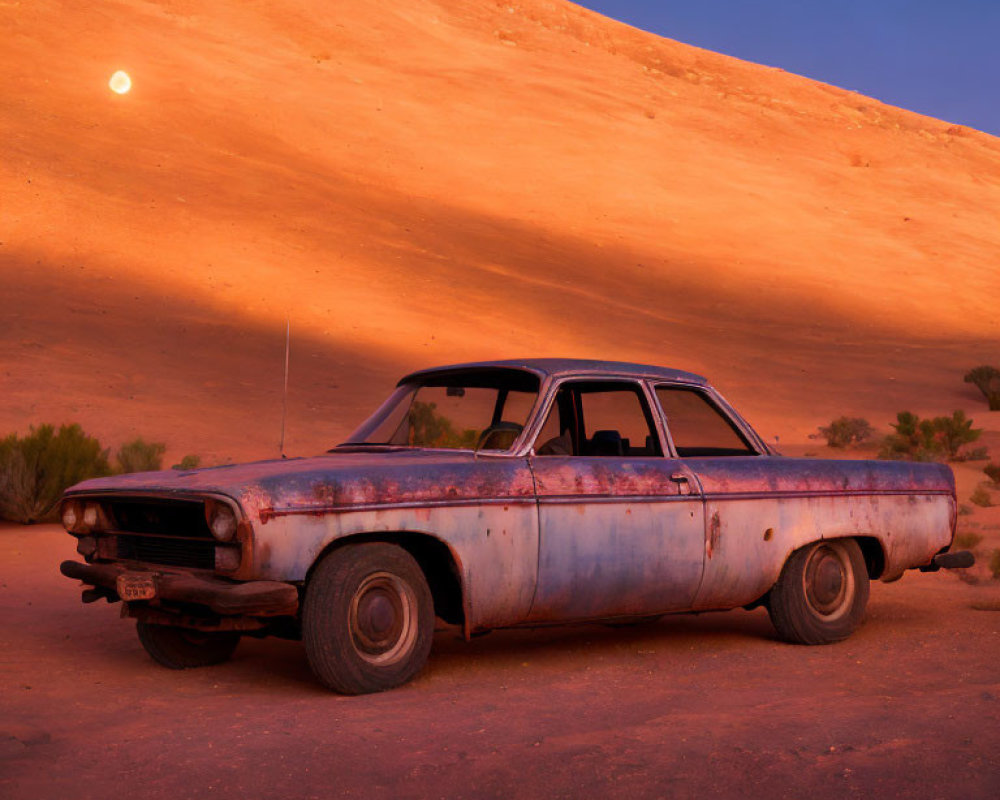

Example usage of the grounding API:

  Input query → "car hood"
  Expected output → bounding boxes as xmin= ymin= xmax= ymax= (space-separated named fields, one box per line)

xmin=65 ymin=449 xmax=535 ymax=520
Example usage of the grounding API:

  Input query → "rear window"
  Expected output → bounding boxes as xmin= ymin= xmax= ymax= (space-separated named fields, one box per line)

xmin=655 ymin=386 xmax=756 ymax=457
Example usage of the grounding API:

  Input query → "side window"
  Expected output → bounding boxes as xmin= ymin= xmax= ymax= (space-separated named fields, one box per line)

xmin=534 ymin=397 xmax=570 ymax=455
xmin=655 ymin=386 xmax=756 ymax=457
xmin=534 ymin=382 xmax=661 ymax=457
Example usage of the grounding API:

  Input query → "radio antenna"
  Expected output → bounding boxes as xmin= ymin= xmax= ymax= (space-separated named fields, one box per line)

xmin=279 ymin=316 xmax=290 ymax=458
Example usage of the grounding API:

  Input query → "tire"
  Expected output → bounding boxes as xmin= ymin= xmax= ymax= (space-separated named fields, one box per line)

xmin=766 ymin=538 xmax=870 ymax=645
xmin=303 ymin=543 xmax=435 ymax=695
xmin=136 ymin=622 xmax=240 ymax=669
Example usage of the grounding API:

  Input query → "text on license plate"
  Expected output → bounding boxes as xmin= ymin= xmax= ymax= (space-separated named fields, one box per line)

xmin=116 ymin=574 xmax=157 ymax=601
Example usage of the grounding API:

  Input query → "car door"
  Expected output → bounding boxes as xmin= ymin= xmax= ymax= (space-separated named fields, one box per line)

xmin=652 ymin=384 xmax=777 ymax=610
xmin=526 ymin=379 xmax=706 ymax=621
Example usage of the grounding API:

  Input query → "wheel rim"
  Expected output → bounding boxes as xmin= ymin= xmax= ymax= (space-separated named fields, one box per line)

xmin=802 ymin=542 xmax=855 ymax=621
xmin=348 ymin=571 xmax=418 ymax=665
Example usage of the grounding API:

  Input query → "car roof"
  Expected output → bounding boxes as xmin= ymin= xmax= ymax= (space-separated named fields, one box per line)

xmin=398 ymin=358 xmax=708 ymax=386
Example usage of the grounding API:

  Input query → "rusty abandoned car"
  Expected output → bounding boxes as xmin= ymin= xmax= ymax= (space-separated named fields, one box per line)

xmin=59 ymin=359 xmax=973 ymax=694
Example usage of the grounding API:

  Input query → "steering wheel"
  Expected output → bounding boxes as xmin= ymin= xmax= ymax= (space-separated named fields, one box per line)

xmin=475 ymin=422 xmax=524 ymax=451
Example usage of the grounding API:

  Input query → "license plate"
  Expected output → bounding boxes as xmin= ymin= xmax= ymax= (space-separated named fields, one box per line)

xmin=116 ymin=573 xmax=156 ymax=602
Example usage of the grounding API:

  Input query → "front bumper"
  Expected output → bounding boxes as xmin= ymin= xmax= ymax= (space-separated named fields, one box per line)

xmin=60 ymin=560 xmax=299 ymax=616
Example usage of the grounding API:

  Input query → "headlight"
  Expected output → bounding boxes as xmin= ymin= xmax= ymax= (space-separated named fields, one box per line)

xmin=61 ymin=500 xmax=101 ymax=533
xmin=61 ymin=501 xmax=80 ymax=531
xmin=206 ymin=501 xmax=238 ymax=542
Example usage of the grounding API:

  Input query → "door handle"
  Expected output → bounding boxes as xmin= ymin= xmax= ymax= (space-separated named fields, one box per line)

xmin=670 ymin=473 xmax=692 ymax=495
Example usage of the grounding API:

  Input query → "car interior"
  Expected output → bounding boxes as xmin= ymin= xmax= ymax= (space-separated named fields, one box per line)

xmin=534 ymin=381 xmax=757 ymax=458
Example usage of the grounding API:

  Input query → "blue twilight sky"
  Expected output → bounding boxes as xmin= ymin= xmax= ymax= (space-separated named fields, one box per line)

xmin=575 ymin=0 xmax=999 ymax=137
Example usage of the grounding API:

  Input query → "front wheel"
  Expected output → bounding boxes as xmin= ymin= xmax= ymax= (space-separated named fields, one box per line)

xmin=303 ymin=543 xmax=435 ymax=694
xmin=136 ymin=622 xmax=240 ymax=669
xmin=766 ymin=539 xmax=870 ymax=645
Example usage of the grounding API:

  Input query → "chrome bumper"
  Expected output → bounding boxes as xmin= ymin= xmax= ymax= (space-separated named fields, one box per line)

xmin=60 ymin=560 xmax=299 ymax=616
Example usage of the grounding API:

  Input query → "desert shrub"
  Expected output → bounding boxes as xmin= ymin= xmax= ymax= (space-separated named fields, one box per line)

xmin=934 ymin=411 xmax=982 ymax=458
xmin=879 ymin=410 xmax=981 ymax=461
xmin=954 ymin=531 xmax=983 ymax=549
xmin=818 ymin=416 xmax=873 ymax=448
xmin=964 ymin=366 xmax=1000 ymax=411
xmin=990 ymin=550 xmax=1000 ymax=581
xmin=879 ymin=412 xmax=938 ymax=461
xmin=115 ymin=438 xmax=167 ymax=474
xmin=954 ymin=446 xmax=990 ymax=462
xmin=172 ymin=454 xmax=201 ymax=470
xmin=970 ymin=486 xmax=993 ymax=508
xmin=984 ymin=463 xmax=1000 ymax=486
xmin=407 ymin=401 xmax=478 ymax=449
xmin=0 ymin=424 xmax=111 ymax=523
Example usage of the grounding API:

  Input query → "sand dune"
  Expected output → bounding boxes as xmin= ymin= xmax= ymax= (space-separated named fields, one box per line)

xmin=2 ymin=0 xmax=998 ymax=463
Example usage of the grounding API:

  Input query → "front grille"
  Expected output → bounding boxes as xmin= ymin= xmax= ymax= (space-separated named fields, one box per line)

xmin=108 ymin=499 xmax=212 ymax=538
xmin=86 ymin=496 xmax=224 ymax=570
xmin=116 ymin=534 xmax=215 ymax=569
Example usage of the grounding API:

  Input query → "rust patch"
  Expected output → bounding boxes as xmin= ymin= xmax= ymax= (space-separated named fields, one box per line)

xmin=707 ymin=510 xmax=721 ymax=559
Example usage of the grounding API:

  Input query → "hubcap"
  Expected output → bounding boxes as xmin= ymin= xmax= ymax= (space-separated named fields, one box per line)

xmin=349 ymin=572 xmax=417 ymax=665
xmin=803 ymin=544 xmax=854 ymax=619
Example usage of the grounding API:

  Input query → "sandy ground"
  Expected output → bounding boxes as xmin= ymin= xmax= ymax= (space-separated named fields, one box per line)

xmin=1 ymin=523 xmax=999 ymax=800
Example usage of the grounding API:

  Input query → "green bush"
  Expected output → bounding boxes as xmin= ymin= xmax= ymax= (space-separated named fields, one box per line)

xmin=964 ymin=366 xmax=1000 ymax=411
xmin=879 ymin=410 xmax=982 ymax=461
xmin=172 ymin=454 xmax=201 ymax=470
xmin=954 ymin=446 xmax=990 ymax=462
xmin=879 ymin=412 xmax=937 ymax=461
xmin=115 ymin=438 xmax=167 ymax=474
xmin=984 ymin=463 xmax=1000 ymax=486
xmin=0 ymin=424 xmax=111 ymax=523
xmin=818 ymin=417 xmax=873 ymax=448
xmin=407 ymin=401 xmax=478 ymax=449
xmin=954 ymin=531 xmax=983 ymax=549
xmin=970 ymin=486 xmax=993 ymax=508
xmin=934 ymin=411 xmax=982 ymax=459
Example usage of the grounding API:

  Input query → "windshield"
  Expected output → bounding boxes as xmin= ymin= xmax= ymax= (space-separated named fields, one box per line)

xmin=343 ymin=368 xmax=541 ymax=451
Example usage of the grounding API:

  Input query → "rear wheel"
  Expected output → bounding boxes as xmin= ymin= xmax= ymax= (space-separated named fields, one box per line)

xmin=303 ymin=543 xmax=434 ymax=694
xmin=766 ymin=539 xmax=869 ymax=645
xmin=136 ymin=622 xmax=240 ymax=669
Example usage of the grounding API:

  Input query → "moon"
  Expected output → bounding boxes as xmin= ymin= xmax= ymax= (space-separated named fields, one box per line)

xmin=109 ymin=71 xmax=132 ymax=94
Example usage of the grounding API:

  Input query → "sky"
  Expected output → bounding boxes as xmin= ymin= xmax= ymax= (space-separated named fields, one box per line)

xmin=576 ymin=0 xmax=999 ymax=137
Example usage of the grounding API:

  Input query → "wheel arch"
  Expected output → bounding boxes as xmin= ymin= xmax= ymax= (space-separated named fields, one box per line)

xmin=748 ymin=534 xmax=885 ymax=610
xmin=852 ymin=535 xmax=886 ymax=580
xmin=777 ymin=534 xmax=885 ymax=583
xmin=304 ymin=531 xmax=468 ymax=632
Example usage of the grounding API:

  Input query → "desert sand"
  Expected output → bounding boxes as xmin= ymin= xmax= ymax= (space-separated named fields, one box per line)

xmin=2 ymin=0 xmax=999 ymax=796
xmin=2 ymin=522 xmax=999 ymax=799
